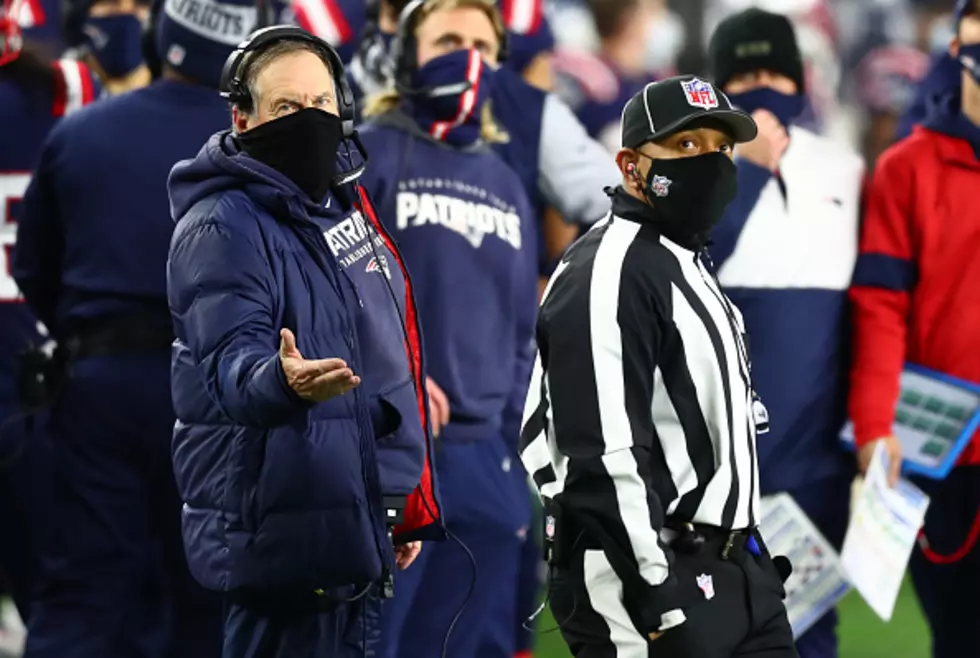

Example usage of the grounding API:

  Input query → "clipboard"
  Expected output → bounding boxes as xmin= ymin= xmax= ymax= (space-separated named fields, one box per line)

xmin=840 ymin=363 xmax=980 ymax=480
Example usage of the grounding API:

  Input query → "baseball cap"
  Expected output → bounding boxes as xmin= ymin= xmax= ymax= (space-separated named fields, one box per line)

xmin=620 ymin=75 xmax=758 ymax=149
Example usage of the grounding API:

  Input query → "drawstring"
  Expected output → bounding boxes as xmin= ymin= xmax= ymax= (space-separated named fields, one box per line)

xmin=917 ymin=507 xmax=980 ymax=564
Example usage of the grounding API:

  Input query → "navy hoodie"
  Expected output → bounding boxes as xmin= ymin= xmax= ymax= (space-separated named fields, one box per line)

xmin=898 ymin=51 xmax=962 ymax=141
xmin=14 ymin=79 xmax=229 ymax=336
xmin=922 ymin=90 xmax=980 ymax=155
xmin=358 ymin=110 xmax=538 ymax=447
xmin=167 ymin=130 xmax=441 ymax=593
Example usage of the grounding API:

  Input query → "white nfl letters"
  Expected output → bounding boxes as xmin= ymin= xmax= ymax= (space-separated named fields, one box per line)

xmin=681 ymin=77 xmax=719 ymax=110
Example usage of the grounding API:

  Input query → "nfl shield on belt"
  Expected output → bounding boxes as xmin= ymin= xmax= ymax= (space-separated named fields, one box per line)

xmin=696 ymin=573 xmax=715 ymax=600
xmin=681 ymin=78 xmax=719 ymax=110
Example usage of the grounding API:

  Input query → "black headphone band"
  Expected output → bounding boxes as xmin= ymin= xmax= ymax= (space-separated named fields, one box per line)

xmin=391 ymin=0 xmax=509 ymax=93
xmin=219 ymin=25 xmax=356 ymax=136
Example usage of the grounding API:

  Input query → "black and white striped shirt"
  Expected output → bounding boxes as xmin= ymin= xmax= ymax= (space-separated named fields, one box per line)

xmin=520 ymin=188 xmax=761 ymax=605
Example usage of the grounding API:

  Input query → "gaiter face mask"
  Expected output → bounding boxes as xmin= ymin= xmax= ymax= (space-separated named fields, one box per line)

xmin=404 ymin=48 xmax=493 ymax=146
xmin=727 ymin=87 xmax=805 ymax=128
xmin=81 ymin=14 xmax=144 ymax=78
xmin=959 ymin=43 xmax=980 ymax=86
xmin=238 ymin=108 xmax=344 ymax=203
xmin=638 ymin=151 xmax=738 ymax=248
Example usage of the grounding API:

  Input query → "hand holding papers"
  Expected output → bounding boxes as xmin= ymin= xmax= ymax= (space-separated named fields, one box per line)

xmin=840 ymin=442 xmax=930 ymax=621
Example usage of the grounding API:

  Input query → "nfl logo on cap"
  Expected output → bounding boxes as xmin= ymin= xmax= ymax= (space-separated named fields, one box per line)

xmin=681 ymin=77 xmax=719 ymax=110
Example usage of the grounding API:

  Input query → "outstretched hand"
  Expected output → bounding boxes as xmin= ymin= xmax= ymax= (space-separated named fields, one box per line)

xmin=280 ymin=328 xmax=361 ymax=402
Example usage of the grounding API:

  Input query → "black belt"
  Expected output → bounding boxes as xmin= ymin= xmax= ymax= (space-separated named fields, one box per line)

xmin=663 ymin=520 xmax=760 ymax=559
xmin=67 ymin=311 xmax=174 ymax=359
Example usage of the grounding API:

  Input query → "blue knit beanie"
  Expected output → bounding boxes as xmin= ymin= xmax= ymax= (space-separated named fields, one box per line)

xmin=155 ymin=0 xmax=258 ymax=87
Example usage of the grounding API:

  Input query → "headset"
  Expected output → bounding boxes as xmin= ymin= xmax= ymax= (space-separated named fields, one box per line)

xmin=389 ymin=0 xmax=509 ymax=95
xmin=219 ymin=25 xmax=367 ymax=184
xmin=220 ymin=25 xmax=356 ymax=136
xmin=140 ymin=0 xmax=163 ymax=80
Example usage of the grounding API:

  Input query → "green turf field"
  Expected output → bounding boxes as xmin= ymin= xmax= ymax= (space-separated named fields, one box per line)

xmin=533 ymin=574 xmax=932 ymax=658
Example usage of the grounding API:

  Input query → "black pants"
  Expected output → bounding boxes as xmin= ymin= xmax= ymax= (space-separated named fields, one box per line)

xmin=549 ymin=532 xmax=798 ymax=658
xmin=909 ymin=466 xmax=980 ymax=658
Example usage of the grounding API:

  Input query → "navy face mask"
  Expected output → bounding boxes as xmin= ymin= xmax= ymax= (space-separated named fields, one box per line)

xmin=82 ymin=14 xmax=144 ymax=78
xmin=404 ymin=48 xmax=493 ymax=147
xmin=958 ymin=43 xmax=980 ymax=85
xmin=727 ymin=87 xmax=805 ymax=128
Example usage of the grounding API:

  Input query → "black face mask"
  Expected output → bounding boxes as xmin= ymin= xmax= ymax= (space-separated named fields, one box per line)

xmin=238 ymin=108 xmax=343 ymax=203
xmin=637 ymin=152 xmax=737 ymax=249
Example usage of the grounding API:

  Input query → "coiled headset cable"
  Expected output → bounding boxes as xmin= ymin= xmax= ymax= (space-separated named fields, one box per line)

xmin=344 ymin=141 xmax=477 ymax=658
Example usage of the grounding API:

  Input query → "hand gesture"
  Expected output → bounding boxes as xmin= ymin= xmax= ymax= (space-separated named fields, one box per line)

xmin=280 ymin=328 xmax=361 ymax=402
xmin=736 ymin=109 xmax=790 ymax=172
xmin=857 ymin=435 xmax=903 ymax=487
xmin=426 ymin=377 xmax=451 ymax=438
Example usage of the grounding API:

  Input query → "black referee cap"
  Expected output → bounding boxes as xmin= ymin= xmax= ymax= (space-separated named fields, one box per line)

xmin=621 ymin=75 xmax=758 ymax=149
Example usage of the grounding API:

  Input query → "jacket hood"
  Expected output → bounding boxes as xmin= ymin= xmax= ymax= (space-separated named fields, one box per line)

xmin=168 ymin=130 xmax=359 ymax=223
xmin=922 ymin=90 xmax=980 ymax=156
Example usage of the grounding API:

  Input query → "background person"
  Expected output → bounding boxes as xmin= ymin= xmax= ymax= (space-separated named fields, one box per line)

xmin=10 ymin=0 xmax=268 ymax=654
xmin=849 ymin=1 xmax=980 ymax=655
xmin=62 ymin=0 xmax=151 ymax=94
xmin=0 ymin=0 xmax=97 ymax=638
xmin=357 ymin=1 xmax=538 ymax=655
xmin=706 ymin=9 xmax=865 ymax=658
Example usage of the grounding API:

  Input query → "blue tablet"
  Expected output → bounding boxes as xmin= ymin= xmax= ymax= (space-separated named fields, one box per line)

xmin=840 ymin=363 xmax=980 ymax=480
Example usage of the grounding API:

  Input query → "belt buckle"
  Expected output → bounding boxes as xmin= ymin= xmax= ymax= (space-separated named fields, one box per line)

xmin=721 ymin=530 xmax=740 ymax=560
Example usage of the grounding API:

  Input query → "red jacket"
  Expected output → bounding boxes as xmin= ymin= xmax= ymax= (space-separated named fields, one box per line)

xmin=849 ymin=124 xmax=980 ymax=466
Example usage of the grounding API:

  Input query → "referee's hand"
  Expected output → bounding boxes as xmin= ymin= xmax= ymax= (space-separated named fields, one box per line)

xmin=648 ymin=632 xmax=663 ymax=641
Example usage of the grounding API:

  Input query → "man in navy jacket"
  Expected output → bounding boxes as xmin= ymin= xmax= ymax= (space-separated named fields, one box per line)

xmin=167 ymin=26 xmax=441 ymax=657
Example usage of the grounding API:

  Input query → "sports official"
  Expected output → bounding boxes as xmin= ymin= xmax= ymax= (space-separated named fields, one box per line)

xmin=520 ymin=77 xmax=798 ymax=658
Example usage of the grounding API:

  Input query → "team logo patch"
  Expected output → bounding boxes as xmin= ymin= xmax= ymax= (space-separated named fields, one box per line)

xmin=365 ymin=255 xmax=391 ymax=279
xmin=696 ymin=573 xmax=715 ymax=600
xmin=651 ymin=175 xmax=672 ymax=198
xmin=545 ymin=515 xmax=556 ymax=541
xmin=681 ymin=77 xmax=719 ymax=110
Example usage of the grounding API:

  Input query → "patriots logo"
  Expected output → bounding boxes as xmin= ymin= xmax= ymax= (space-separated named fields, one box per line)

xmin=651 ymin=175 xmax=671 ymax=198
xmin=365 ymin=255 xmax=391 ymax=280
xmin=681 ymin=77 xmax=719 ymax=110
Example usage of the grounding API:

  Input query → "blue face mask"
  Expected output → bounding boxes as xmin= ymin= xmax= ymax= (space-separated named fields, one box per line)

xmin=404 ymin=49 xmax=494 ymax=147
xmin=726 ymin=87 xmax=805 ymax=128
xmin=81 ymin=14 xmax=144 ymax=78
xmin=958 ymin=43 xmax=980 ymax=85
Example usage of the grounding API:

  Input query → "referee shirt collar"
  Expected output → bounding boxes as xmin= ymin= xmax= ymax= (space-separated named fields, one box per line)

xmin=607 ymin=185 xmax=707 ymax=252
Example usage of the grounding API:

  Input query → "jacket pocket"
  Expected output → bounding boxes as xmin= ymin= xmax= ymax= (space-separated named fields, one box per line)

xmin=371 ymin=378 xmax=416 ymax=442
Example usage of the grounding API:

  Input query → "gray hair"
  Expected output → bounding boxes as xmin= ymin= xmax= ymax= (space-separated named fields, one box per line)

xmin=235 ymin=39 xmax=336 ymax=114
